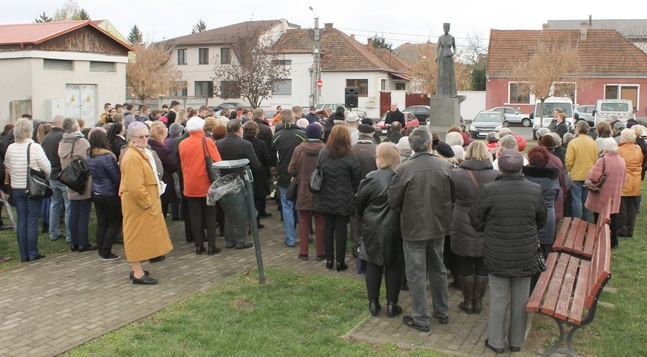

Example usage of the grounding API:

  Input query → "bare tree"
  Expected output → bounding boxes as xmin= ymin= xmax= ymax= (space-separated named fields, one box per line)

xmin=126 ymin=43 xmax=184 ymax=102
xmin=507 ymin=40 xmax=582 ymax=126
xmin=191 ymin=19 xmax=207 ymax=34
xmin=212 ymin=25 xmax=290 ymax=108
xmin=410 ymin=42 xmax=471 ymax=95
xmin=460 ymin=31 xmax=487 ymax=90
xmin=53 ymin=0 xmax=82 ymax=21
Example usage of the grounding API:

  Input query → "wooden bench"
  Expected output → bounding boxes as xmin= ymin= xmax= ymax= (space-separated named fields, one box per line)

xmin=552 ymin=197 xmax=611 ymax=260
xmin=527 ymin=224 xmax=612 ymax=357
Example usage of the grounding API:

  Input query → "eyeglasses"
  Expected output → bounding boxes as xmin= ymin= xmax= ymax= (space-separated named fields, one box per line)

xmin=138 ymin=134 xmax=151 ymax=140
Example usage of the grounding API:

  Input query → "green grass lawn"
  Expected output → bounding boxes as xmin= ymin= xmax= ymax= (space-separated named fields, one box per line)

xmin=65 ymin=268 xmax=447 ymax=357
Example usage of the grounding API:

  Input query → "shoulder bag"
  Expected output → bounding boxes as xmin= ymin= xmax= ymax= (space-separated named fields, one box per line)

xmin=583 ymin=156 xmax=606 ymax=192
xmin=309 ymin=148 xmax=325 ymax=194
xmin=286 ymin=177 xmax=298 ymax=201
xmin=202 ymin=136 xmax=220 ymax=183
xmin=56 ymin=140 xmax=90 ymax=195
xmin=26 ymin=143 xmax=53 ymax=200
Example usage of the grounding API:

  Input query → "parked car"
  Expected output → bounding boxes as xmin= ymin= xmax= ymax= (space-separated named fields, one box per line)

xmin=375 ymin=111 xmax=419 ymax=135
xmin=468 ymin=111 xmax=508 ymax=139
xmin=315 ymin=103 xmax=348 ymax=112
xmin=404 ymin=105 xmax=430 ymax=123
xmin=212 ymin=102 xmax=246 ymax=112
xmin=574 ymin=105 xmax=596 ymax=122
xmin=531 ymin=97 xmax=574 ymax=139
xmin=489 ymin=107 xmax=531 ymax=127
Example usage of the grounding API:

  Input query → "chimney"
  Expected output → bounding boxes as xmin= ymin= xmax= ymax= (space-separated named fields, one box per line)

xmin=324 ymin=23 xmax=333 ymax=31
xmin=350 ymin=34 xmax=355 ymax=39
xmin=542 ymin=23 xmax=548 ymax=30
xmin=367 ymin=38 xmax=373 ymax=49
xmin=580 ymin=22 xmax=588 ymax=40
xmin=280 ymin=18 xmax=287 ymax=32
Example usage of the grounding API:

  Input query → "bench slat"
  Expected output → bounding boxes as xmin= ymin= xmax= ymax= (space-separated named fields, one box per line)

xmin=554 ymin=255 xmax=580 ymax=320
xmin=553 ymin=217 xmax=572 ymax=251
xmin=582 ymin=223 xmax=597 ymax=258
xmin=540 ymin=253 xmax=571 ymax=316
xmin=527 ymin=253 xmax=559 ymax=312
xmin=596 ymin=197 xmax=612 ymax=236
xmin=568 ymin=260 xmax=591 ymax=326
xmin=563 ymin=218 xmax=582 ymax=252
xmin=572 ymin=220 xmax=589 ymax=255
xmin=587 ymin=226 xmax=611 ymax=308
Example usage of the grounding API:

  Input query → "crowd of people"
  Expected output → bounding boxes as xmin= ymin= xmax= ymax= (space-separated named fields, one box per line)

xmin=0 ymin=101 xmax=644 ymax=353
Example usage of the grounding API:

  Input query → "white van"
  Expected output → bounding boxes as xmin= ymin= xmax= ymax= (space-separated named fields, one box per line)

xmin=532 ymin=97 xmax=574 ymax=139
xmin=594 ymin=99 xmax=635 ymax=123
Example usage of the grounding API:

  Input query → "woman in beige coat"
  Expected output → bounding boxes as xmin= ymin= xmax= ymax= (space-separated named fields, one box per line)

xmin=119 ymin=122 xmax=173 ymax=284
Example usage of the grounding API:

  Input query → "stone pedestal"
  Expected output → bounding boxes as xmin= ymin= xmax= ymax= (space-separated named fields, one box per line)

xmin=427 ymin=97 xmax=462 ymax=140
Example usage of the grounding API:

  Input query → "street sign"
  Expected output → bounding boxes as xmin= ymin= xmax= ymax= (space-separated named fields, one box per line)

xmin=316 ymin=79 xmax=323 ymax=88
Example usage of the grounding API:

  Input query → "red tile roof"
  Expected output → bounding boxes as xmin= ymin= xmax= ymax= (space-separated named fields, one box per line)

xmin=488 ymin=29 xmax=647 ymax=77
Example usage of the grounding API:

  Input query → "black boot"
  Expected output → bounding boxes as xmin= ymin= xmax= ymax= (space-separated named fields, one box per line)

xmin=386 ymin=301 xmax=402 ymax=318
xmin=458 ymin=275 xmax=475 ymax=314
xmin=473 ymin=275 xmax=488 ymax=315
xmin=369 ymin=300 xmax=381 ymax=316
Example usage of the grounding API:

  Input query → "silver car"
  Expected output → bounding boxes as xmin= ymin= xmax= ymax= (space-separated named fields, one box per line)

xmin=575 ymin=105 xmax=595 ymax=122
xmin=489 ymin=107 xmax=531 ymax=127
xmin=469 ymin=111 xmax=509 ymax=139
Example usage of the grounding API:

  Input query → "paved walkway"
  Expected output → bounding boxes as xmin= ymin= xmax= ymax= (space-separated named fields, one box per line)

xmin=0 ymin=211 xmax=533 ymax=357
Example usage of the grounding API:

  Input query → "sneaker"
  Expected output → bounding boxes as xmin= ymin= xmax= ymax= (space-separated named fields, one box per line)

xmin=99 ymin=253 xmax=121 ymax=261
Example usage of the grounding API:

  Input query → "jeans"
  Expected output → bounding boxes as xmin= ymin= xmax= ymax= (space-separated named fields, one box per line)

xmin=49 ymin=179 xmax=71 ymax=242
xmin=92 ymin=193 xmax=121 ymax=257
xmin=403 ymin=239 xmax=449 ymax=327
xmin=13 ymin=189 xmax=42 ymax=261
xmin=488 ymin=275 xmax=531 ymax=349
xmin=40 ymin=197 xmax=50 ymax=227
xmin=69 ymin=198 xmax=92 ymax=247
xmin=279 ymin=186 xmax=297 ymax=246
xmin=570 ymin=181 xmax=590 ymax=222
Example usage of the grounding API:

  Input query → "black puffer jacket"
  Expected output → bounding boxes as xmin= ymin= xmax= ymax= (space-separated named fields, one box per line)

xmin=469 ymin=173 xmax=547 ymax=278
xmin=314 ymin=150 xmax=361 ymax=216
xmin=451 ymin=160 xmax=499 ymax=257
xmin=355 ymin=168 xmax=403 ymax=266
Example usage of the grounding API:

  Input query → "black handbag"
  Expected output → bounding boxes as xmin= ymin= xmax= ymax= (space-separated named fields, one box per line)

xmin=202 ymin=137 xmax=220 ymax=183
xmin=26 ymin=143 xmax=53 ymax=200
xmin=56 ymin=140 xmax=90 ymax=195
xmin=309 ymin=149 xmax=325 ymax=194
xmin=286 ymin=177 xmax=298 ymax=201
xmin=583 ymin=156 xmax=606 ymax=192
xmin=537 ymin=243 xmax=548 ymax=272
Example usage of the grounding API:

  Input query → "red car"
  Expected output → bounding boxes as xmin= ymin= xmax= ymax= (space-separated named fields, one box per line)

xmin=376 ymin=111 xmax=419 ymax=135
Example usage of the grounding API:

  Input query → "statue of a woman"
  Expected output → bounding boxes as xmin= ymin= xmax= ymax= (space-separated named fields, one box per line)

xmin=436 ymin=23 xmax=457 ymax=98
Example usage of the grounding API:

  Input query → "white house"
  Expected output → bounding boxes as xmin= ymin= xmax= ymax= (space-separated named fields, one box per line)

xmin=0 ymin=20 xmax=133 ymax=126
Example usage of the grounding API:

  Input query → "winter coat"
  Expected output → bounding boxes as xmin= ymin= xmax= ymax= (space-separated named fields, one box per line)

xmin=314 ymin=150 xmax=361 ymax=216
xmin=635 ymin=137 xmax=647 ymax=180
xmin=254 ymin=118 xmax=275 ymax=166
xmin=59 ymin=132 xmax=92 ymax=200
xmin=554 ymin=120 xmax=568 ymax=139
xmin=148 ymin=139 xmax=178 ymax=205
xmin=178 ymin=131 xmax=222 ymax=198
xmin=385 ymin=109 xmax=405 ymax=127
xmin=216 ymin=133 xmax=261 ymax=182
xmin=244 ymin=135 xmax=271 ymax=198
xmin=618 ymin=142 xmax=643 ymax=196
xmin=469 ymin=173 xmax=547 ymax=278
xmin=272 ymin=124 xmax=306 ymax=187
xmin=288 ymin=140 xmax=325 ymax=211
xmin=523 ymin=166 xmax=560 ymax=245
xmin=165 ymin=135 xmax=179 ymax=153
xmin=4 ymin=140 xmax=51 ymax=189
xmin=388 ymin=152 xmax=455 ymax=241
xmin=546 ymin=153 xmax=566 ymax=220
xmin=565 ymin=134 xmax=598 ymax=181
xmin=450 ymin=159 xmax=499 ymax=257
xmin=41 ymin=127 xmax=65 ymax=178
xmin=353 ymin=137 xmax=378 ymax=179
xmin=585 ymin=152 xmax=625 ymax=214
xmin=111 ymin=135 xmax=127 ymax=159
xmin=86 ymin=150 xmax=120 ymax=197
xmin=119 ymin=143 xmax=173 ymax=262
xmin=355 ymin=168 xmax=403 ymax=266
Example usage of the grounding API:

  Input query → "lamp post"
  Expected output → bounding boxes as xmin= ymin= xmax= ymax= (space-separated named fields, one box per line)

xmin=309 ymin=6 xmax=321 ymax=106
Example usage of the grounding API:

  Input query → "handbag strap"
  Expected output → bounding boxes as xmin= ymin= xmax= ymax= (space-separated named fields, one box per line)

xmin=26 ymin=143 xmax=32 ymax=178
xmin=315 ymin=148 xmax=325 ymax=169
xmin=466 ymin=169 xmax=481 ymax=192
xmin=202 ymin=136 xmax=211 ymax=158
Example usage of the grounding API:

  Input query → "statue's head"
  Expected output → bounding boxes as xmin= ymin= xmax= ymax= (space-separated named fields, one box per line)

xmin=443 ymin=23 xmax=450 ymax=34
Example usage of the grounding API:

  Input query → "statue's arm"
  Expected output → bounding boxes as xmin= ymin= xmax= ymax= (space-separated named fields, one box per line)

xmin=435 ymin=40 xmax=441 ymax=62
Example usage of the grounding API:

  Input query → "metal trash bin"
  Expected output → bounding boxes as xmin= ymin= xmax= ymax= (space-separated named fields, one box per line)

xmin=210 ymin=173 xmax=251 ymax=226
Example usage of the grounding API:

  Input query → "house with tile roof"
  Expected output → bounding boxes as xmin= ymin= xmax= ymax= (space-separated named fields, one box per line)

xmin=272 ymin=23 xmax=411 ymax=117
xmin=545 ymin=18 xmax=647 ymax=53
xmin=486 ymin=26 xmax=647 ymax=115
xmin=160 ymin=19 xmax=299 ymax=107
xmin=0 ymin=20 xmax=134 ymax=125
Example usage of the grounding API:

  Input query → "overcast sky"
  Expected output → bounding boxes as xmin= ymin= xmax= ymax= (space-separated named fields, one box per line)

xmin=2 ymin=0 xmax=641 ymax=49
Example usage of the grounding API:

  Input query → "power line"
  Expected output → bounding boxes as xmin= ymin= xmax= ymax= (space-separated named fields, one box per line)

xmin=336 ymin=27 xmax=486 ymax=42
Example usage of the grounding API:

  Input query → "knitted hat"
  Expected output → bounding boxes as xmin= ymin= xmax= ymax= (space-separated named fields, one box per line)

xmin=186 ymin=117 xmax=205 ymax=132
xmin=539 ymin=134 xmax=558 ymax=149
xmin=358 ymin=124 xmax=375 ymax=134
xmin=305 ymin=123 xmax=322 ymax=139
xmin=498 ymin=150 xmax=523 ymax=173
xmin=296 ymin=118 xmax=309 ymax=129
xmin=345 ymin=112 xmax=359 ymax=123
xmin=435 ymin=142 xmax=454 ymax=158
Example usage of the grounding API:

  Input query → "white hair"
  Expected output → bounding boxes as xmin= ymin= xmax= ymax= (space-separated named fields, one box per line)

xmin=600 ymin=137 xmax=618 ymax=153
xmin=445 ymin=132 xmax=464 ymax=146
xmin=451 ymin=145 xmax=465 ymax=161
xmin=620 ymin=128 xmax=636 ymax=143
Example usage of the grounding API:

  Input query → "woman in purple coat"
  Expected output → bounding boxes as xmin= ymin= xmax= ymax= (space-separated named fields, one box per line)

xmin=149 ymin=124 xmax=178 ymax=220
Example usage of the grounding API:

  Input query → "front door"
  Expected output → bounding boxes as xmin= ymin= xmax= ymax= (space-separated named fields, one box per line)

xmin=65 ymin=84 xmax=97 ymax=125
xmin=380 ymin=91 xmax=391 ymax=116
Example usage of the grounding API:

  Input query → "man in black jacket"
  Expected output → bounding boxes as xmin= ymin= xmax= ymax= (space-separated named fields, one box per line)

xmin=350 ymin=124 xmax=378 ymax=259
xmin=385 ymin=103 xmax=405 ymax=135
xmin=166 ymin=100 xmax=180 ymax=127
xmin=216 ymin=119 xmax=261 ymax=249
xmin=271 ymin=109 xmax=306 ymax=247
xmin=252 ymin=108 xmax=275 ymax=216
xmin=41 ymin=115 xmax=71 ymax=242
xmin=469 ymin=150 xmax=546 ymax=354
xmin=388 ymin=128 xmax=455 ymax=331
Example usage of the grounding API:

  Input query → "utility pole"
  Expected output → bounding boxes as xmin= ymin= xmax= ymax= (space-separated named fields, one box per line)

xmin=310 ymin=6 xmax=321 ymax=106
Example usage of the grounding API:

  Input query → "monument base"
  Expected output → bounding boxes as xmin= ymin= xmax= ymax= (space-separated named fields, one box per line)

xmin=427 ymin=97 xmax=462 ymax=141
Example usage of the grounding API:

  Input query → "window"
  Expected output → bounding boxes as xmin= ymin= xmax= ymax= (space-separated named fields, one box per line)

xmin=395 ymin=82 xmax=406 ymax=91
xmin=90 ymin=61 xmax=115 ymax=72
xmin=605 ymin=84 xmax=639 ymax=110
xmin=177 ymin=49 xmax=187 ymax=65
xmin=272 ymin=59 xmax=292 ymax=65
xmin=346 ymin=79 xmax=368 ymax=97
xmin=199 ymin=48 xmax=209 ymax=65
xmin=194 ymin=81 xmax=213 ymax=97
xmin=43 ymin=59 xmax=73 ymax=71
xmin=221 ymin=81 xmax=239 ymax=98
xmin=553 ymin=82 xmax=576 ymax=103
xmin=381 ymin=79 xmax=386 ymax=91
xmin=273 ymin=79 xmax=292 ymax=95
xmin=176 ymin=81 xmax=187 ymax=96
xmin=221 ymin=47 xmax=231 ymax=64
xmin=509 ymin=82 xmax=530 ymax=103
